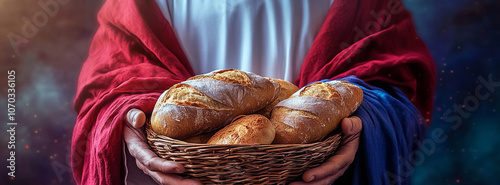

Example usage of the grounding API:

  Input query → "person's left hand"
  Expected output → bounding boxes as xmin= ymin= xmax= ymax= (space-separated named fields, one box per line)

xmin=124 ymin=108 xmax=202 ymax=185
xmin=290 ymin=116 xmax=362 ymax=185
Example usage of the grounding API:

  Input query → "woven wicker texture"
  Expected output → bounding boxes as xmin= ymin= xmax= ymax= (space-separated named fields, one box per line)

xmin=146 ymin=124 xmax=341 ymax=184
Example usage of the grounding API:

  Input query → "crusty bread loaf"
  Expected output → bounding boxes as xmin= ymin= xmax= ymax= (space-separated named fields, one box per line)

xmin=207 ymin=114 xmax=275 ymax=144
xmin=255 ymin=78 xmax=299 ymax=118
xmin=271 ymin=80 xmax=363 ymax=144
xmin=151 ymin=69 xmax=280 ymax=139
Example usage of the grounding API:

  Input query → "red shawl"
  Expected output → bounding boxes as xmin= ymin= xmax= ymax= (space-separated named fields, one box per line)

xmin=72 ymin=0 xmax=435 ymax=184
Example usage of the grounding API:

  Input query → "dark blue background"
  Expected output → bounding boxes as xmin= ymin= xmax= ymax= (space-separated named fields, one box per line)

xmin=0 ymin=0 xmax=499 ymax=184
xmin=406 ymin=0 xmax=500 ymax=184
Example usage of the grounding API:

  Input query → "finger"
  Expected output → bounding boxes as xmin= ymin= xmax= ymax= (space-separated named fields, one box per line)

xmin=301 ymin=157 xmax=350 ymax=183
xmin=137 ymin=162 xmax=202 ymax=185
xmin=291 ymin=170 xmax=345 ymax=185
xmin=340 ymin=116 xmax=362 ymax=136
xmin=301 ymin=134 xmax=360 ymax=182
xmin=339 ymin=116 xmax=362 ymax=146
xmin=151 ymin=171 xmax=202 ymax=185
xmin=297 ymin=116 xmax=362 ymax=183
xmin=123 ymin=120 xmax=147 ymax=141
xmin=134 ymin=157 xmax=184 ymax=174
xmin=289 ymin=181 xmax=308 ymax=185
xmin=127 ymin=143 xmax=185 ymax=173
xmin=127 ymin=108 xmax=146 ymax=128
xmin=124 ymin=129 xmax=185 ymax=174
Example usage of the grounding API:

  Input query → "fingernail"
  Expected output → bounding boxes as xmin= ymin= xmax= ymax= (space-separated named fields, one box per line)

xmin=174 ymin=167 xmax=182 ymax=173
xmin=309 ymin=175 xmax=315 ymax=182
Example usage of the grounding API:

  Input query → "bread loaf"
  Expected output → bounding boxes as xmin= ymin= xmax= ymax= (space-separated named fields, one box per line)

xmin=183 ymin=131 xmax=216 ymax=144
xmin=151 ymin=69 xmax=280 ymax=139
xmin=255 ymin=78 xmax=299 ymax=118
xmin=271 ymin=80 xmax=363 ymax=144
xmin=207 ymin=114 xmax=275 ymax=144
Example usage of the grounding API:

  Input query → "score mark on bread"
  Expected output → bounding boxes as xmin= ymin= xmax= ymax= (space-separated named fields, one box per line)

xmin=188 ymin=69 xmax=253 ymax=87
xmin=158 ymin=83 xmax=230 ymax=110
xmin=298 ymin=82 xmax=341 ymax=100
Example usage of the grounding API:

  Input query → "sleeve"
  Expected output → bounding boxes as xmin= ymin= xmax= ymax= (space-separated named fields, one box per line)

xmin=71 ymin=0 xmax=194 ymax=184
xmin=333 ymin=76 xmax=427 ymax=185
xmin=295 ymin=0 xmax=436 ymax=184
xmin=295 ymin=0 xmax=436 ymax=124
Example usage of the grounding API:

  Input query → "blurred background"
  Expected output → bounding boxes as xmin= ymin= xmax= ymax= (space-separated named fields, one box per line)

xmin=0 ymin=0 xmax=499 ymax=184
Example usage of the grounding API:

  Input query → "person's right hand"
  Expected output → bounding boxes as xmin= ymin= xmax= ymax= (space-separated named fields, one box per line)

xmin=124 ymin=108 xmax=202 ymax=185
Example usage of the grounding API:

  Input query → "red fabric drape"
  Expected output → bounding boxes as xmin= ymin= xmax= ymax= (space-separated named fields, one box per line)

xmin=295 ymin=0 xmax=436 ymax=121
xmin=71 ymin=0 xmax=193 ymax=184
xmin=72 ymin=0 xmax=435 ymax=184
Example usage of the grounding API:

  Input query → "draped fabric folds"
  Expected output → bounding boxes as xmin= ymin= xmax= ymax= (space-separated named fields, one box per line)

xmin=72 ymin=0 xmax=435 ymax=184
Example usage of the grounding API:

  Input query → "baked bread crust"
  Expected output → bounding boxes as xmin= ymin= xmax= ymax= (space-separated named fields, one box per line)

xmin=151 ymin=69 xmax=279 ymax=139
xmin=271 ymin=80 xmax=363 ymax=144
xmin=255 ymin=78 xmax=299 ymax=118
xmin=207 ymin=114 xmax=275 ymax=145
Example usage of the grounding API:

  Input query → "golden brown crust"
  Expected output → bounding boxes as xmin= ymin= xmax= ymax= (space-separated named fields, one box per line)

xmin=151 ymin=69 xmax=279 ymax=139
xmin=271 ymin=80 xmax=363 ymax=144
xmin=159 ymin=83 xmax=230 ymax=110
xmin=187 ymin=69 xmax=253 ymax=87
xmin=207 ymin=114 xmax=275 ymax=144
xmin=255 ymin=78 xmax=299 ymax=118
xmin=298 ymin=82 xmax=341 ymax=100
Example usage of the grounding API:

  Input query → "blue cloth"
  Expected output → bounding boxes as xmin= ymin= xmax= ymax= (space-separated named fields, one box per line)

xmin=322 ymin=76 xmax=427 ymax=185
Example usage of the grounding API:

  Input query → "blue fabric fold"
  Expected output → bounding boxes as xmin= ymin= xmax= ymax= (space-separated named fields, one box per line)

xmin=319 ymin=76 xmax=427 ymax=185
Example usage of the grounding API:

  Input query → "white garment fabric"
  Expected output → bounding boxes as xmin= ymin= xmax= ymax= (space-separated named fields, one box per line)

xmin=125 ymin=0 xmax=333 ymax=184
xmin=156 ymin=0 xmax=333 ymax=82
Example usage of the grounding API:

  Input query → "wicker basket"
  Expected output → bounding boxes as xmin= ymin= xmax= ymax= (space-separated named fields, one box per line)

xmin=146 ymin=123 xmax=342 ymax=184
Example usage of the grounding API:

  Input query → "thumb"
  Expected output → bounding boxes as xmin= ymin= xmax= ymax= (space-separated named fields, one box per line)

xmin=126 ymin=108 xmax=146 ymax=128
xmin=340 ymin=116 xmax=362 ymax=136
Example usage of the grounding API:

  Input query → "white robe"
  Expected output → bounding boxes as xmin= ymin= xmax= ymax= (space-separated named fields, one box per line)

xmin=155 ymin=0 xmax=333 ymax=82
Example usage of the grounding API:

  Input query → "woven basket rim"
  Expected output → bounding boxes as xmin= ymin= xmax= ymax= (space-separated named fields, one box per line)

xmin=145 ymin=122 xmax=342 ymax=147
xmin=145 ymin=121 xmax=343 ymax=184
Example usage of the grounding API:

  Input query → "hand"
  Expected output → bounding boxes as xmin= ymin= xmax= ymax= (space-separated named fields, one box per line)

xmin=290 ymin=116 xmax=362 ymax=185
xmin=123 ymin=108 xmax=202 ymax=185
